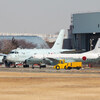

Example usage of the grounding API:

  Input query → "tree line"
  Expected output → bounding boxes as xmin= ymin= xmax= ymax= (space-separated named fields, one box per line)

xmin=0 ymin=37 xmax=36 ymax=54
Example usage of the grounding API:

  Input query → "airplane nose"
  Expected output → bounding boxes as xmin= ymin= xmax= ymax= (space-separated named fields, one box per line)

xmin=6 ymin=55 xmax=11 ymax=61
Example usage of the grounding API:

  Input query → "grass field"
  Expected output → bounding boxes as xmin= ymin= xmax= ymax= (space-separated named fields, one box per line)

xmin=0 ymin=72 xmax=100 ymax=100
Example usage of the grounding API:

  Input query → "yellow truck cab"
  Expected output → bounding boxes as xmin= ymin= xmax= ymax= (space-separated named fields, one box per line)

xmin=54 ymin=59 xmax=82 ymax=70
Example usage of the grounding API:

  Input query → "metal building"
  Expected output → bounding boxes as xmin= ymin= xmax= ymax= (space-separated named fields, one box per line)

xmin=70 ymin=12 xmax=100 ymax=51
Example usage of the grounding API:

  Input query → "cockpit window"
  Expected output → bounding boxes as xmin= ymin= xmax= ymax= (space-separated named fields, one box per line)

xmin=10 ymin=52 xmax=14 ymax=54
xmin=10 ymin=51 xmax=19 ymax=54
xmin=15 ymin=52 xmax=18 ymax=54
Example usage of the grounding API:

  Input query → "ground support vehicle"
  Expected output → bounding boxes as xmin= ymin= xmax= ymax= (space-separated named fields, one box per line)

xmin=54 ymin=59 xmax=82 ymax=70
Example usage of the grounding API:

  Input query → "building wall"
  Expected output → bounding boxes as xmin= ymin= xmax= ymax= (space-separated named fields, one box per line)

xmin=70 ymin=12 xmax=100 ymax=51
xmin=72 ymin=12 xmax=100 ymax=34
xmin=63 ymin=39 xmax=72 ymax=49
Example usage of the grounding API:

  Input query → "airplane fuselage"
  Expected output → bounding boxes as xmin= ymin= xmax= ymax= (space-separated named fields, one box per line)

xmin=6 ymin=48 xmax=70 ymax=63
xmin=31 ymin=51 xmax=100 ymax=64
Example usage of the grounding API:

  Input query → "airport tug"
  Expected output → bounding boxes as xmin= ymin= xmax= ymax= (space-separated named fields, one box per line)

xmin=54 ymin=59 xmax=82 ymax=70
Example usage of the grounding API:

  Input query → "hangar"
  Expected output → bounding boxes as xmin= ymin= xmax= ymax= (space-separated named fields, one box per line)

xmin=69 ymin=12 xmax=100 ymax=51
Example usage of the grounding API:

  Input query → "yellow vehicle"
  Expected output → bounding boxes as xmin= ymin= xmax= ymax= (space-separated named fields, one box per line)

xmin=54 ymin=59 xmax=82 ymax=70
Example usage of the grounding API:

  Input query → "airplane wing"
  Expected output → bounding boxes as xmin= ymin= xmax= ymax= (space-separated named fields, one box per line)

xmin=44 ymin=57 xmax=76 ymax=65
xmin=0 ymin=53 xmax=7 ymax=56
xmin=44 ymin=57 xmax=59 ymax=65
xmin=64 ymin=59 xmax=76 ymax=62
xmin=25 ymin=56 xmax=77 ymax=66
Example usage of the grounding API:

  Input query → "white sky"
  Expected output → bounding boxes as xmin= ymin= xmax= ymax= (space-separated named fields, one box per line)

xmin=0 ymin=0 xmax=100 ymax=34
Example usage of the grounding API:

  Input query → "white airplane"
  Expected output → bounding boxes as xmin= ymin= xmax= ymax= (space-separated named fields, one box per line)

xmin=24 ymin=38 xmax=100 ymax=66
xmin=6 ymin=29 xmax=73 ymax=67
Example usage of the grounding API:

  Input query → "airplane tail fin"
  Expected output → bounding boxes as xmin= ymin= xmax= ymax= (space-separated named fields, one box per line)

xmin=51 ymin=29 xmax=65 ymax=49
xmin=92 ymin=38 xmax=100 ymax=53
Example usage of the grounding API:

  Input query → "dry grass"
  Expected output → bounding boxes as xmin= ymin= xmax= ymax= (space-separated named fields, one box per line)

xmin=0 ymin=72 xmax=100 ymax=100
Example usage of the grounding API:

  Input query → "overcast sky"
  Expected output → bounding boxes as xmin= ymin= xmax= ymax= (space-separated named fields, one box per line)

xmin=0 ymin=0 xmax=100 ymax=34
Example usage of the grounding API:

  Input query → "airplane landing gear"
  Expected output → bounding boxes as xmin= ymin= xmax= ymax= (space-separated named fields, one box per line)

xmin=23 ymin=64 xmax=29 ymax=68
xmin=40 ymin=64 xmax=46 ymax=69
xmin=12 ymin=63 xmax=16 ymax=68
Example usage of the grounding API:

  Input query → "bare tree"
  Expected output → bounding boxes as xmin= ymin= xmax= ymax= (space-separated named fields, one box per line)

xmin=0 ymin=39 xmax=14 ymax=53
xmin=17 ymin=39 xmax=37 ymax=49
xmin=0 ymin=38 xmax=36 ymax=54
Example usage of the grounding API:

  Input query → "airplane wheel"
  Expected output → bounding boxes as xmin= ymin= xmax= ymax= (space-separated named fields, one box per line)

xmin=5 ymin=61 xmax=11 ymax=68
xmin=23 ymin=65 xmax=26 ymax=68
xmin=23 ymin=65 xmax=29 ymax=68
xmin=43 ymin=65 xmax=46 ymax=68
xmin=13 ymin=65 xmax=16 ymax=68
xmin=40 ymin=65 xmax=46 ymax=68
xmin=56 ymin=65 xmax=60 ymax=70
xmin=32 ymin=65 xmax=34 ymax=69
